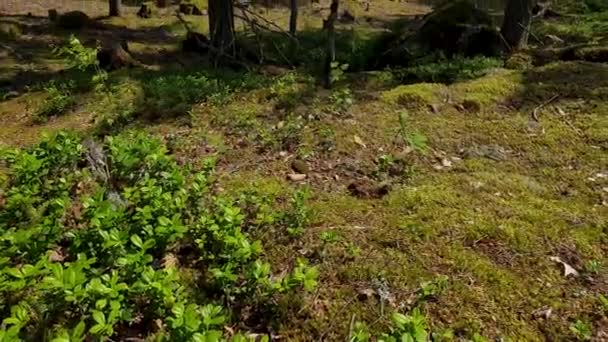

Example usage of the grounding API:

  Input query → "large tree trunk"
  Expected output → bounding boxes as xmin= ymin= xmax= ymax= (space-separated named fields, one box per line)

xmin=289 ymin=0 xmax=298 ymax=35
xmin=109 ymin=0 xmax=121 ymax=16
xmin=322 ymin=0 xmax=338 ymax=88
xmin=208 ymin=0 xmax=236 ymax=64
xmin=501 ymin=0 xmax=536 ymax=50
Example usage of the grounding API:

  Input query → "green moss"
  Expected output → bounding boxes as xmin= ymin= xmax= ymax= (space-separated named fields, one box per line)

xmin=452 ymin=69 xmax=523 ymax=105
xmin=381 ymin=83 xmax=447 ymax=108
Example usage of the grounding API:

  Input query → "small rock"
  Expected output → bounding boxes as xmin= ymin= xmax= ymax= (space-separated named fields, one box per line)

xmin=428 ymin=103 xmax=441 ymax=113
xmin=288 ymin=173 xmax=307 ymax=181
xmin=291 ymin=159 xmax=310 ymax=174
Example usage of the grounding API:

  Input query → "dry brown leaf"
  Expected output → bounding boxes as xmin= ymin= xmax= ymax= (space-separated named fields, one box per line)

xmin=353 ymin=135 xmax=367 ymax=148
xmin=550 ymin=256 xmax=579 ymax=277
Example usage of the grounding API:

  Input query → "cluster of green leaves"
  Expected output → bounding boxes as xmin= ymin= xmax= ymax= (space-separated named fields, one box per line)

xmin=570 ymin=319 xmax=593 ymax=341
xmin=351 ymin=309 xmax=429 ymax=342
xmin=0 ymin=131 xmax=317 ymax=341
xmin=143 ymin=73 xmax=231 ymax=115
xmin=54 ymin=35 xmax=107 ymax=91
xmin=397 ymin=111 xmax=428 ymax=153
xmin=395 ymin=56 xmax=502 ymax=84
xmin=583 ymin=0 xmax=608 ymax=12
xmin=34 ymin=81 xmax=76 ymax=123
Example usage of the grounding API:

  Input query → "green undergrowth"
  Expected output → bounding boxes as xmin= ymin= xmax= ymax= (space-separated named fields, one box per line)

xmin=0 ymin=131 xmax=319 ymax=341
xmin=533 ymin=10 xmax=608 ymax=43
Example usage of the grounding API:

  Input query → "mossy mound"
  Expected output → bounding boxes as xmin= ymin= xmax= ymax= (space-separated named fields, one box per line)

xmin=0 ymin=22 xmax=20 ymax=40
xmin=56 ymin=11 xmax=91 ymax=30
xmin=379 ymin=0 xmax=505 ymax=67
xmin=381 ymin=83 xmax=447 ymax=108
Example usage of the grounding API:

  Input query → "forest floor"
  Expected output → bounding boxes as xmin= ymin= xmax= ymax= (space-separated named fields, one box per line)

xmin=0 ymin=0 xmax=607 ymax=341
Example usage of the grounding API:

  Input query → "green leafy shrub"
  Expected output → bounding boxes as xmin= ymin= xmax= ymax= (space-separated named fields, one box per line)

xmin=398 ymin=111 xmax=428 ymax=153
xmin=54 ymin=35 xmax=107 ymax=91
xmin=570 ymin=319 xmax=593 ymax=341
xmin=329 ymin=87 xmax=354 ymax=114
xmin=143 ymin=74 xmax=230 ymax=116
xmin=395 ymin=56 xmax=502 ymax=84
xmin=584 ymin=0 xmax=608 ymax=12
xmin=351 ymin=308 xmax=429 ymax=342
xmin=0 ymin=131 xmax=316 ymax=341
xmin=34 ymin=81 xmax=76 ymax=122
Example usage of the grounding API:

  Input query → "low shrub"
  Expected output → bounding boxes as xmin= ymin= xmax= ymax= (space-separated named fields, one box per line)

xmin=0 ymin=131 xmax=316 ymax=341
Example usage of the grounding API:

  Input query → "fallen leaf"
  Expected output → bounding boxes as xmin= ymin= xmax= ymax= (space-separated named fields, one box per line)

xmin=441 ymin=158 xmax=452 ymax=167
xmin=353 ymin=135 xmax=367 ymax=148
xmin=49 ymin=249 xmax=65 ymax=262
xmin=550 ymin=256 xmax=579 ymax=277
xmin=533 ymin=307 xmax=552 ymax=320
xmin=287 ymin=173 xmax=307 ymax=181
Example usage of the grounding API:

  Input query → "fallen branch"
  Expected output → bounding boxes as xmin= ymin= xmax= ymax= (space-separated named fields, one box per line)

xmin=238 ymin=6 xmax=298 ymax=42
xmin=532 ymin=94 xmax=559 ymax=121
xmin=0 ymin=42 xmax=23 ymax=60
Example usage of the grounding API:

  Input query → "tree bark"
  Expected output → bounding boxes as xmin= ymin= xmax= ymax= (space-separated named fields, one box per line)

xmin=109 ymin=0 xmax=121 ymax=16
xmin=501 ymin=0 xmax=536 ymax=50
xmin=208 ymin=0 xmax=236 ymax=63
xmin=289 ymin=0 xmax=298 ymax=35
xmin=322 ymin=0 xmax=338 ymax=88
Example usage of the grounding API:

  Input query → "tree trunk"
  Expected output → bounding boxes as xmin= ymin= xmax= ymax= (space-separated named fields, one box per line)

xmin=322 ymin=0 xmax=338 ymax=88
xmin=109 ymin=0 xmax=121 ymax=16
xmin=289 ymin=0 xmax=298 ymax=35
xmin=501 ymin=0 xmax=536 ymax=50
xmin=208 ymin=0 xmax=236 ymax=63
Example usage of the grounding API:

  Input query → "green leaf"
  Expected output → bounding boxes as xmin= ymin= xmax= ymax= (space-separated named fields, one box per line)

xmin=172 ymin=302 xmax=185 ymax=318
xmin=5 ymin=268 xmax=23 ymax=279
xmin=130 ymin=235 xmax=143 ymax=248
xmin=51 ymin=337 xmax=70 ymax=342
xmin=158 ymin=216 xmax=171 ymax=226
xmin=72 ymin=321 xmax=86 ymax=339
xmin=92 ymin=311 xmax=105 ymax=325
xmin=391 ymin=313 xmax=409 ymax=329
xmin=95 ymin=299 xmax=107 ymax=310
xmin=90 ymin=324 xmax=104 ymax=335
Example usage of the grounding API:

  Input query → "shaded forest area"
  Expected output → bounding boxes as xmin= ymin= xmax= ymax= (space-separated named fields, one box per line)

xmin=0 ymin=0 xmax=607 ymax=341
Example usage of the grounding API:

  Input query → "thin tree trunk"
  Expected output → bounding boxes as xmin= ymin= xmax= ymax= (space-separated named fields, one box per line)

xmin=208 ymin=0 xmax=236 ymax=64
xmin=322 ymin=0 xmax=338 ymax=88
xmin=289 ymin=0 xmax=298 ymax=35
xmin=109 ymin=0 xmax=121 ymax=16
xmin=501 ymin=0 xmax=536 ymax=50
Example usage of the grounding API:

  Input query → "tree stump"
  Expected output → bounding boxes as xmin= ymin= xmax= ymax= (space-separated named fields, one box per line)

xmin=137 ymin=4 xmax=152 ymax=18
xmin=97 ymin=41 xmax=137 ymax=71
xmin=182 ymin=31 xmax=210 ymax=54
